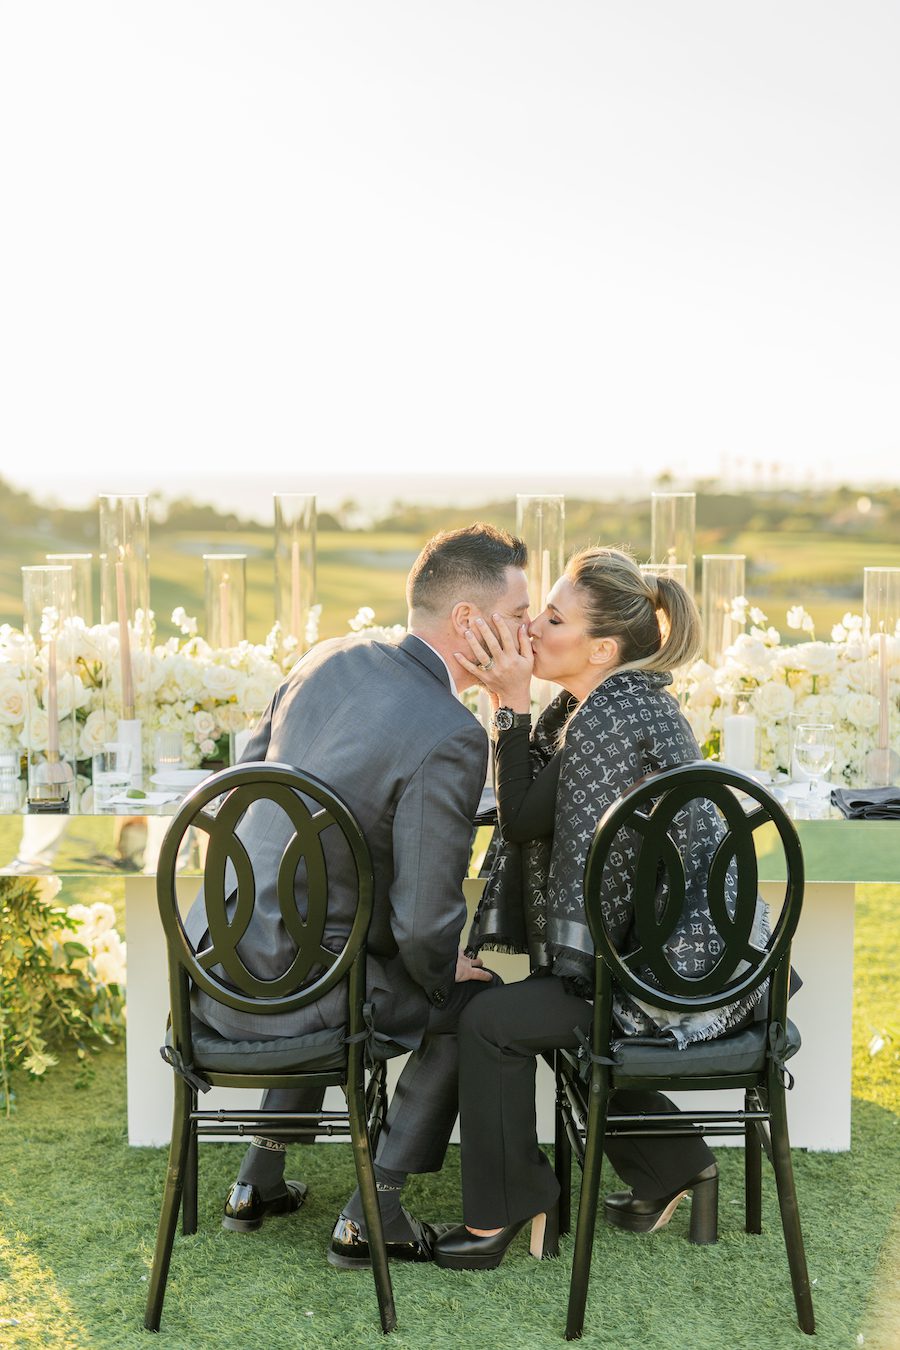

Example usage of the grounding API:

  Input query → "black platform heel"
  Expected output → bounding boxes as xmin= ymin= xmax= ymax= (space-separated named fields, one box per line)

xmin=435 ymin=1205 xmax=560 ymax=1271
xmin=604 ymin=1163 xmax=719 ymax=1245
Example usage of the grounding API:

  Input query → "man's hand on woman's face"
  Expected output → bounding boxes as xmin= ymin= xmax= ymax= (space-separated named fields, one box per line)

xmin=454 ymin=614 xmax=534 ymax=711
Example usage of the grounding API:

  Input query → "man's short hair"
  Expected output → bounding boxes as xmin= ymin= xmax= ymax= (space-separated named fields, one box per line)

xmin=407 ymin=523 xmax=528 ymax=618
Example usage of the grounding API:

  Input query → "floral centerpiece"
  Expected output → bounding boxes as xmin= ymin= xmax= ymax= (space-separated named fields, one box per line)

xmin=682 ymin=603 xmax=899 ymax=785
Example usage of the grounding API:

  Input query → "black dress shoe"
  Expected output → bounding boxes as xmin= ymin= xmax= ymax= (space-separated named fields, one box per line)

xmin=222 ymin=1179 xmax=308 ymax=1232
xmin=434 ymin=1208 xmax=559 ymax=1271
xmin=327 ymin=1209 xmax=453 ymax=1268
xmin=604 ymin=1163 xmax=719 ymax=1244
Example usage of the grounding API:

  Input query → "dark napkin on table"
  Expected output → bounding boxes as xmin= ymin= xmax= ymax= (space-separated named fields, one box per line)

xmin=830 ymin=786 xmax=900 ymax=820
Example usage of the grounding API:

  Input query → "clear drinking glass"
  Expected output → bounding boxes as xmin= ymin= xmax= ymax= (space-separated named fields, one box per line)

xmin=793 ymin=723 xmax=835 ymax=796
xmin=92 ymin=744 xmax=133 ymax=810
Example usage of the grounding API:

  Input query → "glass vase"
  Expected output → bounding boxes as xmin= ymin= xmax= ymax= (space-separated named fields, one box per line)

xmin=46 ymin=552 xmax=94 ymax=624
xmin=701 ymin=554 xmax=746 ymax=667
xmin=516 ymin=495 xmax=565 ymax=712
xmin=863 ymin=567 xmax=900 ymax=786
xmin=99 ymin=494 xmax=150 ymax=783
xmin=204 ymin=554 xmax=247 ymax=649
xmin=274 ymin=494 xmax=317 ymax=651
xmin=650 ymin=492 xmax=696 ymax=594
xmin=22 ymin=564 xmax=77 ymax=812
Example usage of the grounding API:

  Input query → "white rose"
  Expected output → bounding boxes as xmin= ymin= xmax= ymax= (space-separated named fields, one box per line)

xmin=0 ymin=678 xmax=26 ymax=726
xmin=239 ymin=672 xmax=280 ymax=715
xmin=21 ymin=708 xmax=49 ymax=750
xmin=79 ymin=709 xmax=119 ymax=758
xmin=171 ymin=655 xmax=205 ymax=701
xmin=751 ymin=682 xmax=794 ymax=721
xmin=192 ymin=710 xmax=217 ymax=739
xmin=199 ymin=738 xmax=217 ymax=756
xmin=725 ymin=634 xmax=774 ymax=675
xmin=87 ymin=903 xmax=117 ymax=938
xmin=844 ymin=692 xmax=879 ymax=728
xmin=789 ymin=643 xmax=837 ymax=677
xmin=92 ymin=950 xmax=126 ymax=986
xmin=684 ymin=706 xmax=712 ymax=745
xmin=202 ymin=664 xmax=243 ymax=699
xmin=216 ymin=703 xmax=247 ymax=734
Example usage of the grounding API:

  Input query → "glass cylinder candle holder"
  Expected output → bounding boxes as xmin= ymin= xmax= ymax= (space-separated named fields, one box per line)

xmin=650 ymin=492 xmax=696 ymax=594
xmin=46 ymin=553 xmax=94 ymax=624
xmin=863 ymin=567 xmax=900 ymax=786
xmin=701 ymin=554 xmax=746 ymax=667
xmin=99 ymin=494 xmax=150 ymax=782
xmin=274 ymin=494 xmax=317 ymax=651
xmin=517 ymin=495 xmax=565 ymax=713
xmin=516 ymin=495 xmax=565 ymax=614
xmin=22 ymin=565 xmax=77 ymax=812
xmin=204 ymin=554 xmax=247 ymax=649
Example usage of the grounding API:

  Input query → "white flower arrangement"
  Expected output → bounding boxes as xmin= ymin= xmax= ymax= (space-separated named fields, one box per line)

xmin=681 ymin=607 xmax=900 ymax=785
xmin=0 ymin=606 xmax=406 ymax=778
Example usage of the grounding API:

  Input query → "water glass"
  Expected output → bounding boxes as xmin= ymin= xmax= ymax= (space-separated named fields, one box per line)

xmin=793 ymin=724 xmax=835 ymax=796
xmin=92 ymin=744 xmax=133 ymax=810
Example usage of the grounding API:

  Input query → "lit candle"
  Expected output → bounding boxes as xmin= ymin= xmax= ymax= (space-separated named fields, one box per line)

xmin=878 ymin=631 xmax=889 ymax=750
xmin=290 ymin=539 xmax=302 ymax=639
xmin=219 ymin=575 xmax=230 ymax=648
xmin=116 ymin=553 xmax=135 ymax=718
xmin=46 ymin=636 xmax=59 ymax=755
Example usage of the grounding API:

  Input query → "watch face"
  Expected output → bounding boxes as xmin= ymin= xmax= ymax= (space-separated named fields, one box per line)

xmin=493 ymin=708 xmax=514 ymax=731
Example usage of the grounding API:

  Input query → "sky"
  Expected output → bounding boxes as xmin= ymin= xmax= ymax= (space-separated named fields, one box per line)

xmin=2 ymin=1 xmax=899 ymax=509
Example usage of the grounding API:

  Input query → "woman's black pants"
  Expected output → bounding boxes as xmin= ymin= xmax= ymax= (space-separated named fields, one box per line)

xmin=457 ymin=974 xmax=715 ymax=1228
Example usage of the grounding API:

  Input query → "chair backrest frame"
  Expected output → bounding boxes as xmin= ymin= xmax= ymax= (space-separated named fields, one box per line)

xmin=156 ymin=761 xmax=375 ymax=1051
xmin=583 ymin=761 xmax=804 ymax=1019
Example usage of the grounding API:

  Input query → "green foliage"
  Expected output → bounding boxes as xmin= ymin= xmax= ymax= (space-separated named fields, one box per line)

xmin=0 ymin=877 xmax=125 ymax=1114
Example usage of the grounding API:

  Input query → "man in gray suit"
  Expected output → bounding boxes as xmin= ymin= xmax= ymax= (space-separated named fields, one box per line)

xmin=184 ymin=523 xmax=530 ymax=1264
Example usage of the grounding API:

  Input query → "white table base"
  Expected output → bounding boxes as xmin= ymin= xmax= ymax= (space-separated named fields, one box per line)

xmin=125 ymin=877 xmax=854 ymax=1151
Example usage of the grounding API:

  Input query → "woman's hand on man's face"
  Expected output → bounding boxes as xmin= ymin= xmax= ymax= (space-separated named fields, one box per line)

xmin=454 ymin=614 xmax=534 ymax=710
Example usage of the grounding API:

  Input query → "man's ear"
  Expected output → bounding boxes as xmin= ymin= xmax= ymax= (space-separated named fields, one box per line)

xmin=450 ymin=601 xmax=477 ymax=635
xmin=588 ymin=635 xmax=619 ymax=668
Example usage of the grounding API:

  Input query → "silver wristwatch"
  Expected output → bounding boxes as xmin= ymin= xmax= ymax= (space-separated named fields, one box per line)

xmin=492 ymin=706 xmax=531 ymax=733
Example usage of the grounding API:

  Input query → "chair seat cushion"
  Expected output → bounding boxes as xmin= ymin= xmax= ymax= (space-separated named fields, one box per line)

xmin=166 ymin=1020 xmax=348 ymax=1074
xmin=609 ymin=1019 xmax=801 ymax=1078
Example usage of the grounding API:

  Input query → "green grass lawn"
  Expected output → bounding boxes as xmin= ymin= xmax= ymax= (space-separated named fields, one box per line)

xmin=0 ymin=880 xmax=898 ymax=1348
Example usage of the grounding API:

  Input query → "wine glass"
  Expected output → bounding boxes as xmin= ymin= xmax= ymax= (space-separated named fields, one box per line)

xmin=793 ymin=723 xmax=835 ymax=797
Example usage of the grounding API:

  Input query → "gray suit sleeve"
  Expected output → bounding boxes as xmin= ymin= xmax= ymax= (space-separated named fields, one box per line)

xmin=388 ymin=720 xmax=488 ymax=1004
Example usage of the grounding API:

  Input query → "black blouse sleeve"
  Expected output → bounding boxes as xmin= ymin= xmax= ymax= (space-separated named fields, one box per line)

xmin=493 ymin=725 xmax=562 ymax=843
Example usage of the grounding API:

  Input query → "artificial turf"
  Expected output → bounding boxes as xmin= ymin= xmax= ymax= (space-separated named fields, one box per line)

xmin=0 ymin=886 xmax=897 ymax=1349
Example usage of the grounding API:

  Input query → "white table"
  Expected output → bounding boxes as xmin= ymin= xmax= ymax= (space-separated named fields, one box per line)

xmin=3 ymin=811 xmax=894 ymax=1151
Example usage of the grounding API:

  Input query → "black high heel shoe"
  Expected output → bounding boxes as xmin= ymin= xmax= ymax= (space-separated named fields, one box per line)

xmin=603 ymin=1163 xmax=719 ymax=1244
xmin=434 ymin=1207 xmax=559 ymax=1271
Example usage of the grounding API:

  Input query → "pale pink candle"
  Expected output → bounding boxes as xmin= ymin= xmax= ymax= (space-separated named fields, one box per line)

xmin=290 ymin=540 xmax=302 ymax=639
xmin=46 ymin=637 xmax=59 ymax=755
xmin=878 ymin=631 xmax=889 ymax=749
xmin=115 ymin=557 xmax=135 ymax=717
xmin=219 ymin=576 xmax=230 ymax=647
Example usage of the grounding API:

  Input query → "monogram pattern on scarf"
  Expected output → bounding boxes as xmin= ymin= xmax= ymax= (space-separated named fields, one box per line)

xmin=472 ymin=669 xmax=768 ymax=1047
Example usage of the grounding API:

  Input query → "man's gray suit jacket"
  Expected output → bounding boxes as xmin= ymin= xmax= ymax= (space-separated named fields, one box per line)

xmin=183 ymin=632 xmax=488 ymax=1051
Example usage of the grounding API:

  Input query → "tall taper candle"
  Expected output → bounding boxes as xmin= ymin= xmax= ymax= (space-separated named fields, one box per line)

xmin=878 ymin=631 xmax=889 ymax=749
xmin=219 ymin=576 xmax=231 ymax=648
xmin=291 ymin=540 xmax=302 ymax=640
xmin=115 ymin=555 xmax=135 ymax=717
xmin=46 ymin=637 xmax=59 ymax=755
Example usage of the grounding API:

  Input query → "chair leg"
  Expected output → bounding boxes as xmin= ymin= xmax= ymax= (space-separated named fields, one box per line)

xmin=144 ymin=1078 xmax=193 ymax=1332
xmin=565 ymin=1075 xmax=609 ymax=1341
xmin=768 ymin=1076 xmax=815 ymax=1335
xmin=347 ymin=1078 xmax=397 ymax=1335
xmin=554 ymin=1065 xmax=573 ymax=1238
xmin=182 ymin=1100 xmax=199 ymax=1237
xmin=745 ymin=1091 xmax=762 ymax=1235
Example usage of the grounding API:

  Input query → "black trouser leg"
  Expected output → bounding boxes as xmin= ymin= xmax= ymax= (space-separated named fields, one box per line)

xmin=457 ymin=976 xmax=714 ymax=1228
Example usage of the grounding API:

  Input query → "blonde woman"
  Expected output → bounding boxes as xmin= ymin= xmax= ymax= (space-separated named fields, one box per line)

xmin=434 ymin=548 xmax=767 ymax=1270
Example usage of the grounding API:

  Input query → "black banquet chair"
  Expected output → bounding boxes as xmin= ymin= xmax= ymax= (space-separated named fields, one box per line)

xmin=144 ymin=762 xmax=396 ymax=1335
xmin=554 ymin=761 xmax=814 ymax=1340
